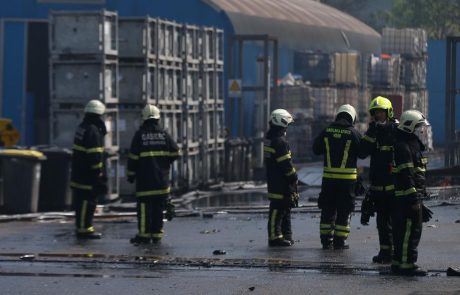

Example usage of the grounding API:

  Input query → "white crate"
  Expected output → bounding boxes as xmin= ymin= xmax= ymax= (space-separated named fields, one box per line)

xmin=51 ymin=60 xmax=118 ymax=104
xmin=382 ymin=28 xmax=427 ymax=57
xmin=272 ymin=85 xmax=315 ymax=120
xmin=50 ymin=10 xmax=118 ymax=57
xmin=105 ymin=154 xmax=120 ymax=201
xmin=118 ymin=17 xmax=156 ymax=59
xmin=183 ymin=65 xmax=201 ymax=106
xmin=336 ymin=87 xmax=359 ymax=112
xmin=182 ymin=24 xmax=201 ymax=63
xmin=158 ymin=20 xmax=182 ymax=62
xmin=119 ymin=63 xmax=155 ymax=103
xmin=157 ymin=66 xmax=182 ymax=104
xmin=50 ymin=107 xmax=119 ymax=149
xmin=202 ymin=27 xmax=224 ymax=64
xmin=369 ymin=54 xmax=402 ymax=88
xmin=310 ymin=87 xmax=338 ymax=119
xmin=404 ymin=89 xmax=428 ymax=117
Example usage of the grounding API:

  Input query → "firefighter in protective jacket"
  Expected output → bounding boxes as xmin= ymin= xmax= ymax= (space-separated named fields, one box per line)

xmin=127 ymin=104 xmax=179 ymax=244
xmin=360 ymin=96 xmax=398 ymax=263
xmin=264 ymin=109 xmax=298 ymax=247
xmin=391 ymin=110 xmax=430 ymax=276
xmin=70 ymin=100 xmax=108 ymax=239
xmin=313 ymin=104 xmax=366 ymax=249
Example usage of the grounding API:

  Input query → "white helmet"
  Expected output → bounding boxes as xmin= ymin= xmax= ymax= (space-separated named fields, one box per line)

xmin=398 ymin=110 xmax=430 ymax=133
xmin=270 ymin=109 xmax=293 ymax=127
xmin=336 ymin=104 xmax=357 ymax=123
xmin=84 ymin=100 xmax=106 ymax=115
xmin=142 ymin=104 xmax=161 ymax=121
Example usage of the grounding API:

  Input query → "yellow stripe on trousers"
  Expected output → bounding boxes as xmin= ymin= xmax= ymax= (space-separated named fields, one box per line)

xmin=80 ymin=200 xmax=87 ymax=230
xmin=140 ymin=203 xmax=146 ymax=236
xmin=402 ymin=219 xmax=412 ymax=265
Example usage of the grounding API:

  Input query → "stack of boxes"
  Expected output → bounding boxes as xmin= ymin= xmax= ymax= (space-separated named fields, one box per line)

xmin=49 ymin=10 xmax=120 ymax=200
xmin=373 ymin=28 xmax=428 ymax=118
xmin=49 ymin=11 xmax=225 ymax=197
xmin=280 ymin=51 xmax=364 ymax=162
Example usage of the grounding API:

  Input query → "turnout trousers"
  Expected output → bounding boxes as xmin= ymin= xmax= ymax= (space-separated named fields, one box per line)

xmin=73 ymin=188 xmax=97 ymax=234
xmin=371 ymin=188 xmax=394 ymax=254
xmin=319 ymin=180 xmax=355 ymax=247
xmin=267 ymin=199 xmax=292 ymax=241
xmin=391 ymin=199 xmax=423 ymax=269
xmin=136 ymin=196 xmax=167 ymax=241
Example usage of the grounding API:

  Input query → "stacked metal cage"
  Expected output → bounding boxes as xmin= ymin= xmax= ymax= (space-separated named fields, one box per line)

xmin=373 ymin=28 xmax=428 ymax=118
xmin=49 ymin=11 xmax=225 ymax=198
xmin=49 ymin=10 xmax=120 ymax=200
xmin=116 ymin=17 xmax=225 ymax=195
xmin=282 ymin=51 xmax=365 ymax=162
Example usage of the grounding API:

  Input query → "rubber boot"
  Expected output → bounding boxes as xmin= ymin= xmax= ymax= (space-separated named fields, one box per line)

xmin=333 ymin=237 xmax=349 ymax=250
xmin=372 ymin=250 xmax=392 ymax=264
xmin=130 ymin=235 xmax=151 ymax=244
xmin=321 ymin=237 xmax=333 ymax=250
xmin=268 ymin=238 xmax=292 ymax=247
xmin=76 ymin=232 xmax=102 ymax=240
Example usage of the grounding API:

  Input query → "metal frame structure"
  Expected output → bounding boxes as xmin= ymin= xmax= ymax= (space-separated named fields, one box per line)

xmin=445 ymin=36 xmax=460 ymax=167
xmin=228 ymin=34 xmax=279 ymax=137
xmin=228 ymin=35 xmax=279 ymax=177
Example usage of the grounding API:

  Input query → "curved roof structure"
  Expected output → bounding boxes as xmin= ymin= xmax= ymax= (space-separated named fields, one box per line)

xmin=203 ymin=0 xmax=381 ymax=53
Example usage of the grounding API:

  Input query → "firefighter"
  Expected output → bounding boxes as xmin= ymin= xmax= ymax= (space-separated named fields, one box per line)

xmin=360 ymin=96 xmax=398 ymax=263
xmin=70 ymin=100 xmax=108 ymax=239
xmin=391 ymin=110 xmax=430 ymax=276
xmin=312 ymin=104 xmax=365 ymax=249
xmin=264 ymin=109 xmax=298 ymax=247
xmin=127 ymin=104 xmax=179 ymax=244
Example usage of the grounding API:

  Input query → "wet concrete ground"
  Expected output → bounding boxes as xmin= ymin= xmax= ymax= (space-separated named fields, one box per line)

xmin=1 ymin=198 xmax=460 ymax=294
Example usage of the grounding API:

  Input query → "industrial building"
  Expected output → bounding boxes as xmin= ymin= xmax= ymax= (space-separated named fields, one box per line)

xmin=0 ymin=0 xmax=382 ymax=144
xmin=1 ymin=0 xmax=454 ymax=189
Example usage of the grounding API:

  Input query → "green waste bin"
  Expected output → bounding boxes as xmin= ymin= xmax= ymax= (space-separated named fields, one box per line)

xmin=35 ymin=147 xmax=72 ymax=212
xmin=0 ymin=149 xmax=46 ymax=214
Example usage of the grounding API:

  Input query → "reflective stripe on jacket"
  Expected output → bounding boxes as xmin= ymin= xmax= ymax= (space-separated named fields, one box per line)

xmin=360 ymin=121 xmax=398 ymax=188
xmin=264 ymin=126 xmax=298 ymax=200
xmin=127 ymin=120 xmax=179 ymax=197
xmin=71 ymin=115 xmax=106 ymax=190
xmin=393 ymin=130 xmax=427 ymax=200
xmin=312 ymin=119 xmax=365 ymax=181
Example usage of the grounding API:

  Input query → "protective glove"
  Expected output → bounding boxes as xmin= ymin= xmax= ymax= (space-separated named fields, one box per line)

xmin=164 ymin=199 xmax=176 ymax=221
xmin=422 ymin=204 xmax=433 ymax=223
xmin=355 ymin=176 xmax=366 ymax=196
xmin=290 ymin=192 xmax=300 ymax=208
xmin=360 ymin=191 xmax=375 ymax=225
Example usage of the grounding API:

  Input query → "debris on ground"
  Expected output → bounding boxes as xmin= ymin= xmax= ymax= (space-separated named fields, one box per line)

xmin=213 ymin=250 xmax=226 ymax=255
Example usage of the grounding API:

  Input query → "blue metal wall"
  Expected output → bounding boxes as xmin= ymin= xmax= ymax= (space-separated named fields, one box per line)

xmin=427 ymin=40 xmax=460 ymax=145
xmin=2 ymin=21 xmax=27 ymax=144
xmin=0 ymin=0 xmax=235 ymax=144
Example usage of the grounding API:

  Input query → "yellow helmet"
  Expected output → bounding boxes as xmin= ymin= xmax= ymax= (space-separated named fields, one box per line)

xmin=369 ymin=96 xmax=393 ymax=119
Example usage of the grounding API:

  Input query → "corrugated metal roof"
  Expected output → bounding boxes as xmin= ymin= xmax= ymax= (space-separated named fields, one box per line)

xmin=203 ymin=0 xmax=381 ymax=53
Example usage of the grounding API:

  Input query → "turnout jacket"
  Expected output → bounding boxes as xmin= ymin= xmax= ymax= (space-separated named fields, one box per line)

xmin=71 ymin=114 xmax=107 ymax=190
xmin=393 ymin=130 xmax=427 ymax=201
xmin=264 ymin=125 xmax=298 ymax=200
xmin=312 ymin=118 xmax=364 ymax=181
xmin=360 ymin=120 xmax=398 ymax=190
xmin=128 ymin=120 xmax=179 ymax=197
